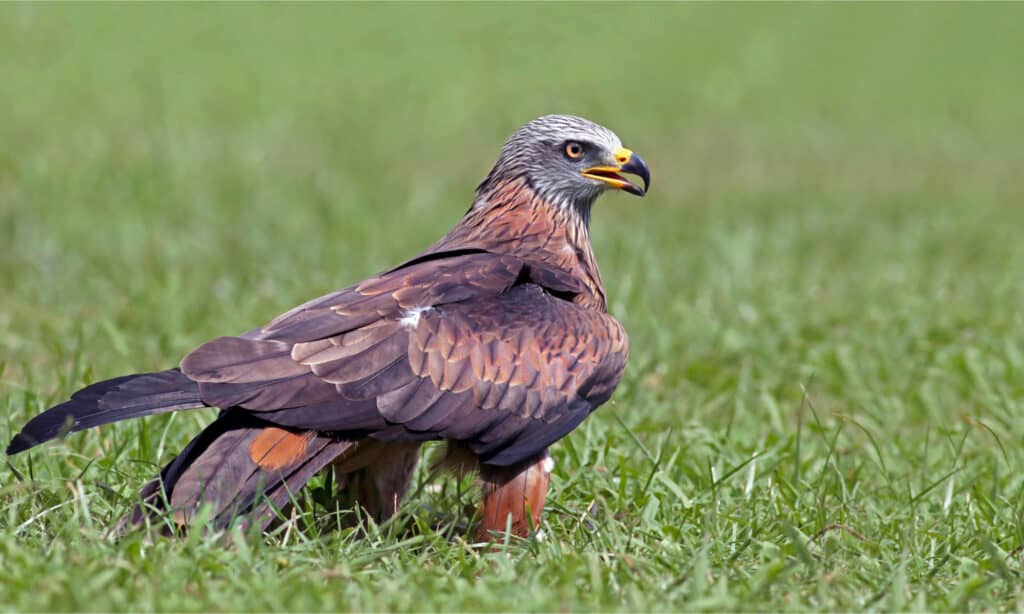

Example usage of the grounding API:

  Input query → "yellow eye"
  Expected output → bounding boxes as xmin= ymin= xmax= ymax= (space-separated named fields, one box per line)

xmin=564 ymin=141 xmax=584 ymax=159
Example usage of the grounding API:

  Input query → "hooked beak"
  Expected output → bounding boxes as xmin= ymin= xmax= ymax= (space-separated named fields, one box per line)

xmin=582 ymin=147 xmax=651 ymax=196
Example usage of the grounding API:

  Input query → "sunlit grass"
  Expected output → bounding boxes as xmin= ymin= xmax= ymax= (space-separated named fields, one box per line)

xmin=2 ymin=4 xmax=1024 ymax=611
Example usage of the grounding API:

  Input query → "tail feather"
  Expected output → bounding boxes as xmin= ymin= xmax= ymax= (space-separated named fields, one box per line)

xmin=6 ymin=368 xmax=204 ymax=455
xmin=120 ymin=412 xmax=358 ymax=532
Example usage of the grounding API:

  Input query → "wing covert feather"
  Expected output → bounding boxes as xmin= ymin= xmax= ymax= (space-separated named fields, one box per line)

xmin=176 ymin=252 xmax=627 ymax=467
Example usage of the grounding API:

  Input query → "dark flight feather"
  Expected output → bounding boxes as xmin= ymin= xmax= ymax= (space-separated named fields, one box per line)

xmin=6 ymin=369 xmax=203 ymax=454
xmin=121 ymin=412 xmax=364 ymax=531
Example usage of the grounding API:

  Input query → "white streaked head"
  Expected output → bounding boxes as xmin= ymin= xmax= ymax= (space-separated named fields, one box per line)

xmin=475 ymin=114 xmax=650 ymax=216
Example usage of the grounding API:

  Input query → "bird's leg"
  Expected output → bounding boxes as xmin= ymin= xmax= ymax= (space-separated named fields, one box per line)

xmin=331 ymin=441 xmax=421 ymax=523
xmin=476 ymin=450 xmax=552 ymax=541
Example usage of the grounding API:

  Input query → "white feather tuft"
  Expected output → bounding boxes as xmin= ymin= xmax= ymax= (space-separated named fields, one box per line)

xmin=399 ymin=306 xmax=432 ymax=330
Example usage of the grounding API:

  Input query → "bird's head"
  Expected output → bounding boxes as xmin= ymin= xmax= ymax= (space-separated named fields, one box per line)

xmin=477 ymin=114 xmax=651 ymax=216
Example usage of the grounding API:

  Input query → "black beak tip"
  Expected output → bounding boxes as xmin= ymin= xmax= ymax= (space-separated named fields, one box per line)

xmin=621 ymin=153 xmax=651 ymax=196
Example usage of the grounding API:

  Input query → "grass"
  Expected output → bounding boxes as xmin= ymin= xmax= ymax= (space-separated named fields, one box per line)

xmin=2 ymin=3 xmax=1024 ymax=611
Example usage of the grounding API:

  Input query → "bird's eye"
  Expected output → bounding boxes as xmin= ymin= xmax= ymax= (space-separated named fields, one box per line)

xmin=564 ymin=141 xmax=585 ymax=160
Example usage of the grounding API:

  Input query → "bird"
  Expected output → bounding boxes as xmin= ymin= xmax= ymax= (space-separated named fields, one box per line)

xmin=6 ymin=114 xmax=650 ymax=540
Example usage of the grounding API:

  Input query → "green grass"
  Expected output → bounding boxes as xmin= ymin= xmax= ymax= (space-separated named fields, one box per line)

xmin=2 ymin=3 xmax=1024 ymax=611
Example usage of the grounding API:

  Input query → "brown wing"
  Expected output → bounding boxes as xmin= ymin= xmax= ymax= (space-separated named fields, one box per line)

xmin=392 ymin=282 xmax=628 ymax=465
xmin=180 ymin=251 xmax=627 ymax=467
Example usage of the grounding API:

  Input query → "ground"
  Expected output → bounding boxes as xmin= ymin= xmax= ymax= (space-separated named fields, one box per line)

xmin=2 ymin=4 xmax=1024 ymax=611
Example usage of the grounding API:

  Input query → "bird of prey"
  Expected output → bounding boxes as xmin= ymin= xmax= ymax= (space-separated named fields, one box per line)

xmin=7 ymin=114 xmax=650 ymax=540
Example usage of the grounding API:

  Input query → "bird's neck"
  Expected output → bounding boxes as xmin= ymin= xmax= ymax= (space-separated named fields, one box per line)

xmin=437 ymin=178 xmax=607 ymax=311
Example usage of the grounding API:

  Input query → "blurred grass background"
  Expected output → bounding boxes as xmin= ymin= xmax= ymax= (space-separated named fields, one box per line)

xmin=2 ymin=3 xmax=1024 ymax=611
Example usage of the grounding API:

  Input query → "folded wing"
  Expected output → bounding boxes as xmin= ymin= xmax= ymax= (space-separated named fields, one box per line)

xmin=181 ymin=251 xmax=628 ymax=467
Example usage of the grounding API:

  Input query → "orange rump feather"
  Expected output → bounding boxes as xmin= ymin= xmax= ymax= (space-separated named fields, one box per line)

xmin=248 ymin=427 xmax=314 ymax=471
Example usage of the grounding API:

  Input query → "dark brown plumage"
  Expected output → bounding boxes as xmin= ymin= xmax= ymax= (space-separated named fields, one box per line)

xmin=7 ymin=114 xmax=650 ymax=540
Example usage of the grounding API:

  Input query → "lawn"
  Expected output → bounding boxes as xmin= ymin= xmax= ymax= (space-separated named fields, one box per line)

xmin=2 ymin=4 xmax=1024 ymax=611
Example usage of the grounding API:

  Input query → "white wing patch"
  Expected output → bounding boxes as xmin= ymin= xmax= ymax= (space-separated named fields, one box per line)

xmin=399 ymin=306 xmax=432 ymax=330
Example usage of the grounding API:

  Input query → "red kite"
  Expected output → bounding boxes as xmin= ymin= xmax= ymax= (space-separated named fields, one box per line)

xmin=7 ymin=114 xmax=650 ymax=540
